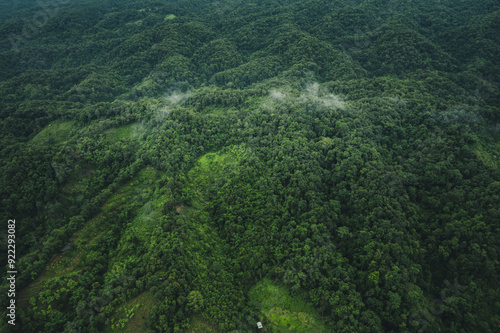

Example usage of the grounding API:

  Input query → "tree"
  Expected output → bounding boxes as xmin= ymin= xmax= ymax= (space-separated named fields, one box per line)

xmin=187 ymin=290 xmax=204 ymax=313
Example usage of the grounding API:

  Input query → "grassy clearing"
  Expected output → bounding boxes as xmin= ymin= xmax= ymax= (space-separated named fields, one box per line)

xmin=30 ymin=120 xmax=75 ymax=146
xmin=188 ymin=315 xmax=220 ymax=333
xmin=249 ymin=279 xmax=330 ymax=333
xmin=164 ymin=14 xmax=176 ymax=21
xmin=187 ymin=144 xmax=248 ymax=207
xmin=104 ymin=123 xmax=136 ymax=142
xmin=106 ymin=292 xmax=158 ymax=332
xmin=187 ymin=145 xmax=251 ymax=206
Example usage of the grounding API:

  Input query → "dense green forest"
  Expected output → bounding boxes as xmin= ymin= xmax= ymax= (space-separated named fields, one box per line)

xmin=1 ymin=0 xmax=499 ymax=332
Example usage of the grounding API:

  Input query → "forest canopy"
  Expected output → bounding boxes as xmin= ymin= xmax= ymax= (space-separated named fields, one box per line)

xmin=0 ymin=0 xmax=499 ymax=332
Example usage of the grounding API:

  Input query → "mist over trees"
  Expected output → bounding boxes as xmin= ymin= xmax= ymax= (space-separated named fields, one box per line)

xmin=0 ymin=0 xmax=499 ymax=332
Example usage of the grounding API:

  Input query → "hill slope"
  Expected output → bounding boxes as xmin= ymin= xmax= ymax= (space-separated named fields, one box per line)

xmin=0 ymin=0 xmax=499 ymax=332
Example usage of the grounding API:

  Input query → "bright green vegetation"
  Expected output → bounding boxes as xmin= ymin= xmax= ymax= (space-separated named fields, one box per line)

xmin=164 ymin=14 xmax=176 ymax=21
xmin=187 ymin=144 xmax=248 ymax=204
xmin=475 ymin=141 xmax=500 ymax=170
xmin=29 ymin=120 xmax=76 ymax=146
xmin=107 ymin=292 xmax=158 ymax=332
xmin=249 ymin=279 xmax=330 ymax=332
xmin=104 ymin=123 xmax=137 ymax=142
xmin=1 ymin=0 xmax=499 ymax=333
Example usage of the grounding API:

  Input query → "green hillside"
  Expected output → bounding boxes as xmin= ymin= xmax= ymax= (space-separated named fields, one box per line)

xmin=0 ymin=0 xmax=499 ymax=332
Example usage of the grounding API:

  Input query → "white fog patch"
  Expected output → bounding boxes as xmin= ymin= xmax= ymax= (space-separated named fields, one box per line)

xmin=261 ymin=88 xmax=289 ymax=111
xmin=269 ymin=89 xmax=287 ymax=102
xmin=385 ymin=96 xmax=405 ymax=105
xmin=299 ymin=82 xmax=345 ymax=110
xmin=305 ymin=82 xmax=321 ymax=96
xmin=263 ymin=82 xmax=345 ymax=112
xmin=151 ymin=90 xmax=192 ymax=123
xmin=154 ymin=106 xmax=172 ymax=122
xmin=132 ymin=122 xmax=148 ymax=140
xmin=163 ymin=90 xmax=191 ymax=105
xmin=434 ymin=105 xmax=483 ymax=124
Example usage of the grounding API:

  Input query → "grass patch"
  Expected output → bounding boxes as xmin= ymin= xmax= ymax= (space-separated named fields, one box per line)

xmin=187 ymin=144 xmax=248 ymax=207
xmin=188 ymin=315 xmax=220 ymax=333
xmin=104 ymin=123 xmax=136 ymax=142
xmin=248 ymin=278 xmax=330 ymax=333
xmin=187 ymin=144 xmax=250 ymax=200
xmin=164 ymin=14 xmax=176 ymax=21
xmin=30 ymin=120 xmax=75 ymax=146
xmin=107 ymin=292 xmax=158 ymax=332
